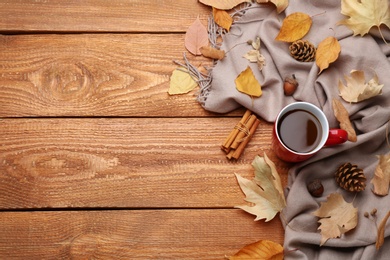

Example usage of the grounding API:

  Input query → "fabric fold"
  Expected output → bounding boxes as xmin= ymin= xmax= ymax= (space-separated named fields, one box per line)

xmin=198 ymin=0 xmax=390 ymax=259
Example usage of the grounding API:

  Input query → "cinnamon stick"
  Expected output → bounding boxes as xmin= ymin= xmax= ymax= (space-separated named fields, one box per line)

xmin=221 ymin=109 xmax=261 ymax=160
xmin=222 ymin=109 xmax=251 ymax=150
xmin=231 ymin=118 xmax=260 ymax=159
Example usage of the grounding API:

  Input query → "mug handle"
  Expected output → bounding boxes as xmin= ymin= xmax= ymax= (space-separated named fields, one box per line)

xmin=325 ymin=129 xmax=348 ymax=146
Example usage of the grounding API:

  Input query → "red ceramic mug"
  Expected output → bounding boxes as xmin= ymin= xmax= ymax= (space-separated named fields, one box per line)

xmin=272 ymin=102 xmax=348 ymax=162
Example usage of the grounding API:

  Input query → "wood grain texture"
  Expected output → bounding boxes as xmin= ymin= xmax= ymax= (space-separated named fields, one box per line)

xmin=0 ymin=33 xmax=221 ymax=117
xmin=0 ymin=118 xmax=290 ymax=209
xmin=0 ymin=210 xmax=284 ymax=259
xmin=0 ymin=0 xmax=210 ymax=33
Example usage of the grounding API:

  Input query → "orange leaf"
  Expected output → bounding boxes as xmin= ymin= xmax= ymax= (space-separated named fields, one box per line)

xmin=316 ymin=36 xmax=341 ymax=74
xmin=212 ymin=7 xmax=233 ymax=31
xmin=229 ymin=240 xmax=284 ymax=260
xmin=200 ymin=45 xmax=225 ymax=60
xmin=235 ymin=66 xmax=262 ymax=97
xmin=275 ymin=12 xmax=312 ymax=42
xmin=185 ymin=17 xmax=209 ymax=55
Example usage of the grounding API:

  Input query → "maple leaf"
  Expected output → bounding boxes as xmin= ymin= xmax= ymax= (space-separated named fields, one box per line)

xmin=313 ymin=193 xmax=358 ymax=246
xmin=275 ymin=12 xmax=312 ymax=42
xmin=370 ymin=154 xmax=390 ymax=196
xmin=198 ymin=0 xmax=250 ymax=10
xmin=185 ymin=17 xmax=209 ymax=56
xmin=235 ymin=154 xmax=286 ymax=222
xmin=338 ymin=70 xmax=383 ymax=103
xmin=338 ymin=0 xmax=390 ymax=36
xmin=235 ymin=66 xmax=262 ymax=98
xmin=229 ymin=240 xmax=284 ymax=260
xmin=243 ymin=36 xmax=266 ymax=70
xmin=257 ymin=0 xmax=288 ymax=14
xmin=212 ymin=7 xmax=233 ymax=31
xmin=168 ymin=68 xmax=197 ymax=95
xmin=316 ymin=36 xmax=341 ymax=74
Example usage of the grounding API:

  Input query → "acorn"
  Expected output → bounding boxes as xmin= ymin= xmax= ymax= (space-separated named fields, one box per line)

xmin=307 ymin=179 xmax=324 ymax=197
xmin=283 ymin=74 xmax=299 ymax=96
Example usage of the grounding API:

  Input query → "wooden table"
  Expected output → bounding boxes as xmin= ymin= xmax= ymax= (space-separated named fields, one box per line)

xmin=0 ymin=1 xmax=289 ymax=258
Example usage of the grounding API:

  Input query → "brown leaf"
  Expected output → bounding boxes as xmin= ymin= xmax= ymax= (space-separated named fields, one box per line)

xmin=243 ymin=37 xmax=266 ymax=70
xmin=212 ymin=8 xmax=233 ymax=31
xmin=199 ymin=0 xmax=250 ymax=10
xmin=376 ymin=211 xmax=390 ymax=250
xmin=200 ymin=45 xmax=225 ymax=60
xmin=257 ymin=0 xmax=289 ymax=14
xmin=313 ymin=193 xmax=358 ymax=246
xmin=371 ymin=154 xmax=390 ymax=196
xmin=275 ymin=12 xmax=312 ymax=42
xmin=229 ymin=240 xmax=284 ymax=260
xmin=235 ymin=66 xmax=262 ymax=98
xmin=338 ymin=70 xmax=384 ymax=103
xmin=332 ymin=98 xmax=357 ymax=142
xmin=316 ymin=36 xmax=341 ymax=74
xmin=185 ymin=17 xmax=209 ymax=55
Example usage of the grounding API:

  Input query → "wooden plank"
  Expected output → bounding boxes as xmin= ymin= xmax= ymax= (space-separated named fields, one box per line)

xmin=0 ymin=0 xmax=210 ymax=33
xmin=0 ymin=118 xmax=289 ymax=209
xmin=0 ymin=33 xmax=227 ymax=117
xmin=0 ymin=209 xmax=284 ymax=259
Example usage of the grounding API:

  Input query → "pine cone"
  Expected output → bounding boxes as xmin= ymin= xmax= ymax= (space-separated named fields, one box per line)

xmin=335 ymin=163 xmax=366 ymax=192
xmin=289 ymin=40 xmax=316 ymax=62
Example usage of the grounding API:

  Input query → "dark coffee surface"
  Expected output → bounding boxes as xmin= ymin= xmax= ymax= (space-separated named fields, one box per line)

xmin=277 ymin=109 xmax=322 ymax=153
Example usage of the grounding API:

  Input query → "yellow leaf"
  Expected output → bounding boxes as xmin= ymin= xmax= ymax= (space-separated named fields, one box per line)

xmin=275 ymin=12 xmax=312 ymax=42
xmin=199 ymin=0 xmax=251 ymax=10
xmin=200 ymin=45 xmax=226 ymax=60
xmin=185 ymin=17 xmax=209 ymax=55
xmin=212 ymin=7 xmax=233 ymax=31
xmin=168 ymin=68 xmax=197 ymax=95
xmin=316 ymin=36 xmax=341 ymax=74
xmin=235 ymin=154 xmax=286 ymax=222
xmin=313 ymin=193 xmax=358 ymax=246
xmin=370 ymin=154 xmax=390 ymax=196
xmin=229 ymin=240 xmax=284 ymax=260
xmin=235 ymin=66 xmax=262 ymax=97
xmin=338 ymin=70 xmax=383 ymax=103
xmin=338 ymin=0 xmax=390 ymax=36
xmin=256 ymin=0 xmax=288 ymax=14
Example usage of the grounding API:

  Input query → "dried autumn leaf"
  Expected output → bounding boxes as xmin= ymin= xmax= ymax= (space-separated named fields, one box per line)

xmin=212 ymin=7 xmax=233 ymax=31
xmin=316 ymin=36 xmax=341 ymax=74
xmin=199 ymin=0 xmax=250 ymax=10
xmin=332 ymin=98 xmax=357 ymax=142
xmin=168 ymin=68 xmax=197 ymax=95
xmin=235 ymin=154 xmax=286 ymax=222
xmin=338 ymin=0 xmax=390 ymax=36
xmin=371 ymin=154 xmax=390 ymax=196
xmin=338 ymin=70 xmax=384 ymax=103
xmin=235 ymin=66 xmax=262 ymax=97
xmin=243 ymin=37 xmax=266 ymax=70
xmin=275 ymin=12 xmax=312 ymax=42
xmin=376 ymin=211 xmax=390 ymax=250
xmin=256 ymin=0 xmax=288 ymax=14
xmin=200 ymin=45 xmax=225 ymax=60
xmin=313 ymin=193 xmax=358 ymax=246
xmin=229 ymin=240 xmax=284 ymax=260
xmin=185 ymin=17 xmax=209 ymax=55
